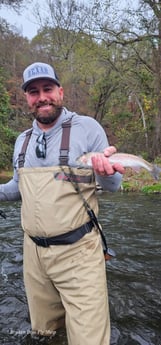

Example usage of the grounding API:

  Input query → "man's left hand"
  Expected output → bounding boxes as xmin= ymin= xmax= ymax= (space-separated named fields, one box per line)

xmin=91 ymin=146 xmax=125 ymax=176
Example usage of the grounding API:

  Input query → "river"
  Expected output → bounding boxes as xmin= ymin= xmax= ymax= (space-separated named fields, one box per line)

xmin=0 ymin=191 xmax=161 ymax=345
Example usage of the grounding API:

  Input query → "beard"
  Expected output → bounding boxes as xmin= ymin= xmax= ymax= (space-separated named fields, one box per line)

xmin=31 ymin=101 xmax=63 ymax=124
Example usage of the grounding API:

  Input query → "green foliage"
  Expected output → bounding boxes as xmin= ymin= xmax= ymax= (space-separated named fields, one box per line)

xmin=0 ymin=75 xmax=10 ymax=125
xmin=105 ymin=108 xmax=147 ymax=153
xmin=0 ymin=141 xmax=13 ymax=169
xmin=121 ymin=181 xmax=131 ymax=191
xmin=122 ymin=179 xmax=161 ymax=194
xmin=0 ymin=124 xmax=18 ymax=169
xmin=0 ymin=74 xmax=18 ymax=169
xmin=154 ymin=157 xmax=161 ymax=165
xmin=114 ymin=110 xmax=133 ymax=121
xmin=141 ymin=184 xmax=161 ymax=194
xmin=122 ymin=180 xmax=141 ymax=192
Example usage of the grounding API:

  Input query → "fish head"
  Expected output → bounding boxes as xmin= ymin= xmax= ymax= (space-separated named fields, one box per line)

xmin=76 ymin=153 xmax=94 ymax=167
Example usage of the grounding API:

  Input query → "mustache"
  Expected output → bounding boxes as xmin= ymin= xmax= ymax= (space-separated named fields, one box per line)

xmin=35 ymin=101 xmax=56 ymax=109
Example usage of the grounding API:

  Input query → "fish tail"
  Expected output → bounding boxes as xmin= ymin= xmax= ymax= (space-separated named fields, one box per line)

xmin=151 ymin=164 xmax=161 ymax=180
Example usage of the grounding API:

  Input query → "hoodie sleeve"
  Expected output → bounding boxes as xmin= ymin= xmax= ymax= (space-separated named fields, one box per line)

xmin=82 ymin=116 xmax=123 ymax=191
xmin=0 ymin=176 xmax=21 ymax=201
xmin=96 ymin=172 xmax=122 ymax=192
xmin=0 ymin=133 xmax=24 ymax=201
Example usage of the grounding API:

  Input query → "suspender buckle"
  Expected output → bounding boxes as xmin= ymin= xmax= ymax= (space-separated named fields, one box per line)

xmin=60 ymin=149 xmax=69 ymax=156
xmin=18 ymin=153 xmax=25 ymax=168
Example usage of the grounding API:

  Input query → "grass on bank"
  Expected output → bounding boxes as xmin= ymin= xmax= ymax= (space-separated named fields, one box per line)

xmin=121 ymin=167 xmax=161 ymax=193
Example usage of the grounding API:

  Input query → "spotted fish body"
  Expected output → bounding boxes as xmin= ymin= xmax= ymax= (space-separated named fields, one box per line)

xmin=76 ymin=152 xmax=161 ymax=180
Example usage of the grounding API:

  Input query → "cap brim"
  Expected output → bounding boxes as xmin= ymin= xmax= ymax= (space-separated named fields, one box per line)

xmin=22 ymin=76 xmax=60 ymax=91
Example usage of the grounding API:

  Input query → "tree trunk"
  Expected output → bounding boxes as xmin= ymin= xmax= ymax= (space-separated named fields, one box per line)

xmin=153 ymin=11 xmax=161 ymax=157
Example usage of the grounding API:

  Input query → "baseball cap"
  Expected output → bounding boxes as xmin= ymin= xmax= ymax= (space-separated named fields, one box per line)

xmin=22 ymin=62 xmax=60 ymax=91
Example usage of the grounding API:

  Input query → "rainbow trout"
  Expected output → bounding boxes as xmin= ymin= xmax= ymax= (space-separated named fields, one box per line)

xmin=76 ymin=152 xmax=161 ymax=180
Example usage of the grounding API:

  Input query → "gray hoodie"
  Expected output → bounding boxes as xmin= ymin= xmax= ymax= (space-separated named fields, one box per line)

xmin=0 ymin=108 xmax=122 ymax=201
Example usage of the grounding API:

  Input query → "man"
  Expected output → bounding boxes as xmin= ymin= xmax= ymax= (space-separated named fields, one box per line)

xmin=0 ymin=62 xmax=124 ymax=345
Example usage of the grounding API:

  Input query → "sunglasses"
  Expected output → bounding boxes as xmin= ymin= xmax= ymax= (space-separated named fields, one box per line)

xmin=36 ymin=133 xmax=46 ymax=158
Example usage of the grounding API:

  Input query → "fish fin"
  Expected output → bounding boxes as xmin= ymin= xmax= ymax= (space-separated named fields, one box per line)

xmin=131 ymin=166 xmax=141 ymax=173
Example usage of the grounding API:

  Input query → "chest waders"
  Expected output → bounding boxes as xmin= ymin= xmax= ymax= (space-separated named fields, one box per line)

xmin=18 ymin=120 xmax=115 ymax=261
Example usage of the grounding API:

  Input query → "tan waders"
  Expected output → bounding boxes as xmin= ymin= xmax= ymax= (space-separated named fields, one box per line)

xmin=23 ymin=228 xmax=110 ymax=345
xmin=18 ymin=119 xmax=110 ymax=344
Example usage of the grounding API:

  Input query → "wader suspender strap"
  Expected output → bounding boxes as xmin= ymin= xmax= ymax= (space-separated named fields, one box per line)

xmin=65 ymin=171 xmax=116 ymax=260
xmin=18 ymin=129 xmax=33 ymax=168
xmin=59 ymin=119 xmax=72 ymax=165
xmin=59 ymin=120 xmax=115 ymax=260
xmin=65 ymin=167 xmax=112 ymax=259
xmin=18 ymin=118 xmax=72 ymax=169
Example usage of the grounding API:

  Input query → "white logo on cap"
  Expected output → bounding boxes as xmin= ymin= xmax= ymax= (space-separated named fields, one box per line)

xmin=28 ymin=66 xmax=50 ymax=78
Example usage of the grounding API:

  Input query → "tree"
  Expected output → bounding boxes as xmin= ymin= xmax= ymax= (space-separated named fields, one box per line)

xmin=0 ymin=0 xmax=30 ymax=10
xmin=31 ymin=0 xmax=102 ymax=112
xmin=0 ymin=73 xmax=18 ymax=169
xmin=92 ymin=0 xmax=161 ymax=157
xmin=138 ymin=0 xmax=161 ymax=156
xmin=1 ymin=0 xmax=161 ymax=162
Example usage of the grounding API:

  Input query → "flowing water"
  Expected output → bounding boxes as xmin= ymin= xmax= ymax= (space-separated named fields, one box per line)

xmin=0 ymin=189 xmax=161 ymax=345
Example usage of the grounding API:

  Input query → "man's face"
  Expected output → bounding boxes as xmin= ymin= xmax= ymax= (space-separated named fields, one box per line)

xmin=25 ymin=79 xmax=64 ymax=125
